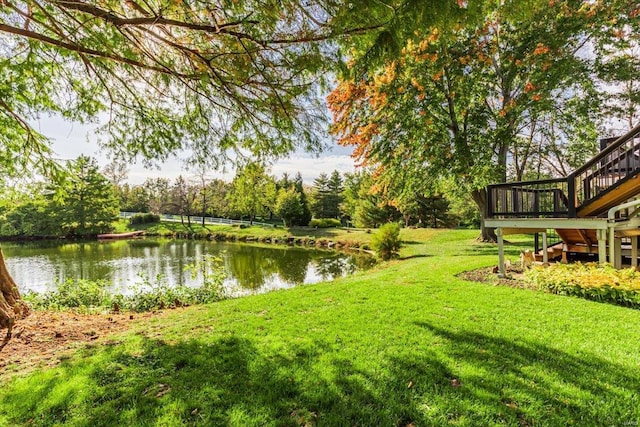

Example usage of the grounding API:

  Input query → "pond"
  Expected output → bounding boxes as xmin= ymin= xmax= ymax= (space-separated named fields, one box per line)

xmin=2 ymin=239 xmax=375 ymax=297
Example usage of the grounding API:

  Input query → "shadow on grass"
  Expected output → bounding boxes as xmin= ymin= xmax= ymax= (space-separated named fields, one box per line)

xmin=2 ymin=327 xmax=638 ymax=426
xmin=398 ymin=254 xmax=433 ymax=260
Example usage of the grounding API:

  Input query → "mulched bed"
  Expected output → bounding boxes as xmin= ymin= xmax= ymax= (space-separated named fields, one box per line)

xmin=0 ymin=311 xmax=157 ymax=377
xmin=457 ymin=265 xmax=534 ymax=289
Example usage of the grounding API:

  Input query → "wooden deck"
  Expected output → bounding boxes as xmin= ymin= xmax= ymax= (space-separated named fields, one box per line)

xmin=577 ymin=173 xmax=640 ymax=217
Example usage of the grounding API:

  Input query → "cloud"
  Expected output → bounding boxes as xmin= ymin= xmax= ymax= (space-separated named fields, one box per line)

xmin=39 ymin=115 xmax=357 ymax=185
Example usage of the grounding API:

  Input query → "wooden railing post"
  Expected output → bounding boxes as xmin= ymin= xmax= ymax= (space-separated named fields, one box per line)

xmin=567 ymin=174 xmax=577 ymax=218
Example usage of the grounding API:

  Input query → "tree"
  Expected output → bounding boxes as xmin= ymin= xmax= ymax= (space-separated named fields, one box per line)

xmin=204 ymin=179 xmax=232 ymax=219
xmin=143 ymin=178 xmax=171 ymax=214
xmin=342 ymin=170 xmax=400 ymax=228
xmin=310 ymin=173 xmax=330 ymax=218
xmin=275 ymin=188 xmax=303 ymax=227
xmin=227 ymin=162 xmax=276 ymax=224
xmin=329 ymin=1 xmax=616 ymax=241
xmin=102 ymin=160 xmax=129 ymax=187
xmin=170 ymin=176 xmax=198 ymax=226
xmin=594 ymin=13 xmax=640 ymax=132
xmin=292 ymin=173 xmax=312 ymax=226
xmin=119 ymin=184 xmax=151 ymax=213
xmin=56 ymin=155 xmax=120 ymax=235
xmin=310 ymin=170 xmax=343 ymax=219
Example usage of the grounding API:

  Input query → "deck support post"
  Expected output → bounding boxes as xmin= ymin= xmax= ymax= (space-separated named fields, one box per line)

xmin=542 ymin=231 xmax=548 ymax=264
xmin=632 ymin=237 xmax=638 ymax=269
xmin=597 ymin=229 xmax=607 ymax=265
xmin=497 ymin=227 xmax=506 ymax=278
xmin=609 ymin=225 xmax=616 ymax=267
xmin=614 ymin=238 xmax=623 ymax=269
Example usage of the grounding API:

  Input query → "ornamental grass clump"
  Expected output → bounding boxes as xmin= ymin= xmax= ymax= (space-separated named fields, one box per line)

xmin=371 ymin=223 xmax=401 ymax=261
xmin=525 ymin=262 xmax=640 ymax=308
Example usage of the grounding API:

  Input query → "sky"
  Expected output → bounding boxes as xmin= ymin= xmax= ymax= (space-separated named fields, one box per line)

xmin=35 ymin=115 xmax=357 ymax=185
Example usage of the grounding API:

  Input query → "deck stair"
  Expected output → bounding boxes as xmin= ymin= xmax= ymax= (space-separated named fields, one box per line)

xmin=486 ymin=122 xmax=640 ymax=268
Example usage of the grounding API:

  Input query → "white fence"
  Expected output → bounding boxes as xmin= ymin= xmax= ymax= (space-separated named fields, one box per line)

xmin=120 ymin=212 xmax=275 ymax=228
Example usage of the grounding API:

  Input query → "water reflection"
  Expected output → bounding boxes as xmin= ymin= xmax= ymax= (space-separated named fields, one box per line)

xmin=2 ymin=239 xmax=375 ymax=296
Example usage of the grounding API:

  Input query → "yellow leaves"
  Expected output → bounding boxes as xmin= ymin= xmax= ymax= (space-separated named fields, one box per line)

xmin=578 ymin=2 xmax=598 ymax=17
xmin=525 ymin=263 xmax=640 ymax=308
xmin=411 ymin=78 xmax=424 ymax=92
xmin=373 ymin=61 xmax=397 ymax=86
xmin=428 ymin=28 xmax=440 ymax=43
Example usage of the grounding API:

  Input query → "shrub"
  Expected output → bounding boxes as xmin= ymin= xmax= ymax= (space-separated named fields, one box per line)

xmin=371 ymin=223 xmax=401 ymax=260
xmin=129 ymin=213 xmax=161 ymax=225
xmin=24 ymin=257 xmax=227 ymax=313
xmin=525 ymin=263 xmax=640 ymax=308
xmin=309 ymin=218 xmax=341 ymax=228
xmin=24 ymin=278 xmax=112 ymax=311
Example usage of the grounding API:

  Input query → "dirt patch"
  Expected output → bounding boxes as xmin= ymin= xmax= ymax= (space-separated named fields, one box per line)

xmin=458 ymin=265 xmax=533 ymax=289
xmin=0 ymin=310 xmax=155 ymax=377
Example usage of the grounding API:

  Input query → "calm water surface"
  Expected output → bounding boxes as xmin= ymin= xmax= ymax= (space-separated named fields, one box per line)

xmin=2 ymin=239 xmax=375 ymax=297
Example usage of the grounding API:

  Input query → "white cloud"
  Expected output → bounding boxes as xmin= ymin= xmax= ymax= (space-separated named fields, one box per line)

xmin=37 ymin=115 xmax=357 ymax=185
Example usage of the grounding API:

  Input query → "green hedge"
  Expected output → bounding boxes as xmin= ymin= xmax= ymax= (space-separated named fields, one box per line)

xmin=129 ymin=213 xmax=161 ymax=225
xmin=309 ymin=218 xmax=341 ymax=228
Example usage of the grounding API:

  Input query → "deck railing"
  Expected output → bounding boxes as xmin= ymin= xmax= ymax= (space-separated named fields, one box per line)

xmin=487 ymin=122 xmax=640 ymax=218
xmin=487 ymin=178 xmax=572 ymax=218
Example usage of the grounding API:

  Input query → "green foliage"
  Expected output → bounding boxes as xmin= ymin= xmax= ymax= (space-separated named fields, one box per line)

xmin=0 ymin=1 xmax=350 ymax=173
xmin=371 ymin=223 xmax=401 ymax=260
xmin=308 ymin=218 xmax=342 ymax=228
xmin=227 ymin=162 xmax=277 ymax=223
xmin=342 ymin=170 xmax=401 ymax=228
xmin=24 ymin=279 xmax=112 ymax=311
xmin=274 ymin=188 xmax=303 ymax=227
xmin=0 ymin=198 xmax=60 ymax=237
xmin=56 ymin=156 xmax=120 ymax=235
xmin=525 ymin=263 xmax=640 ymax=308
xmin=25 ymin=257 xmax=227 ymax=312
xmin=129 ymin=213 xmax=160 ymax=225
xmin=310 ymin=170 xmax=344 ymax=219
xmin=330 ymin=1 xmax=618 ymax=230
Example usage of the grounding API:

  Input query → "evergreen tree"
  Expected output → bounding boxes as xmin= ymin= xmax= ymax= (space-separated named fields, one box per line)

xmin=57 ymin=156 xmax=119 ymax=235
xmin=310 ymin=173 xmax=330 ymax=218
xmin=293 ymin=173 xmax=312 ymax=226
xmin=311 ymin=171 xmax=344 ymax=219
xmin=326 ymin=170 xmax=344 ymax=219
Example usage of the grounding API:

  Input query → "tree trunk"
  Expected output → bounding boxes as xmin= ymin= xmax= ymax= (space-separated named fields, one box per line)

xmin=471 ymin=188 xmax=498 ymax=243
xmin=0 ymin=248 xmax=29 ymax=351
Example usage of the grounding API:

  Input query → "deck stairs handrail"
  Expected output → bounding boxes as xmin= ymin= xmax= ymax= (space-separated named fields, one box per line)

xmin=487 ymin=122 xmax=640 ymax=219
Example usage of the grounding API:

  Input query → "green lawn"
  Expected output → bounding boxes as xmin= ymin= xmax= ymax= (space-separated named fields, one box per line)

xmin=1 ymin=229 xmax=640 ymax=426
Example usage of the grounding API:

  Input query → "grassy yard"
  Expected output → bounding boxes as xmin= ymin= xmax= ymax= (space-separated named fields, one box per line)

xmin=1 ymin=229 xmax=640 ymax=426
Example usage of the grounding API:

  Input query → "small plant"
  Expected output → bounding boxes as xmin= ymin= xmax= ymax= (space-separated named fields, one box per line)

xmin=371 ymin=223 xmax=401 ymax=260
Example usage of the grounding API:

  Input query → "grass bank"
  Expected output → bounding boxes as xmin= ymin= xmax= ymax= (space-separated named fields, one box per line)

xmin=1 ymin=229 xmax=640 ymax=426
xmin=124 ymin=220 xmax=376 ymax=249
